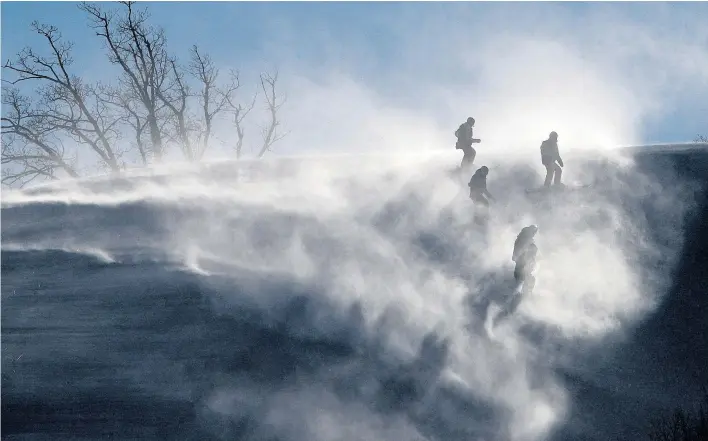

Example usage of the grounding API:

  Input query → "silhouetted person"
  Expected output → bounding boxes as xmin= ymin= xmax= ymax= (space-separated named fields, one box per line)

xmin=488 ymin=225 xmax=540 ymax=330
xmin=540 ymin=131 xmax=564 ymax=187
xmin=455 ymin=117 xmax=481 ymax=169
xmin=512 ymin=225 xmax=539 ymax=296
xmin=468 ymin=166 xmax=494 ymax=207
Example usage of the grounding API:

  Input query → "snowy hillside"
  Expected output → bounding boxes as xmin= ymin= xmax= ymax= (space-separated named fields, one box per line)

xmin=2 ymin=145 xmax=708 ymax=441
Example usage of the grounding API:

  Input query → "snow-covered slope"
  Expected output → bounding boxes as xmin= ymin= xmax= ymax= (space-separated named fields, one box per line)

xmin=2 ymin=145 xmax=707 ymax=441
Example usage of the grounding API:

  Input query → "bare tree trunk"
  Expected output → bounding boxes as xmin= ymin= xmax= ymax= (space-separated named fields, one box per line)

xmin=223 ymin=92 xmax=256 ymax=160
xmin=160 ymin=59 xmax=196 ymax=161
xmin=146 ymin=112 xmax=163 ymax=160
xmin=232 ymin=99 xmax=255 ymax=159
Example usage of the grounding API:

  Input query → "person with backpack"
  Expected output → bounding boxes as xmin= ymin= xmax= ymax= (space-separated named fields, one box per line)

xmin=540 ymin=131 xmax=564 ymax=187
xmin=455 ymin=117 xmax=481 ymax=169
xmin=487 ymin=224 xmax=540 ymax=330
xmin=512 ymin=224 xmax=539 ymax=296
xmin=468 ymin=166 xmax=495 ymax=207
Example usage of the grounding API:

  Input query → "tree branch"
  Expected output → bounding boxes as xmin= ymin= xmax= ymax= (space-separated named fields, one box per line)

xmin=189 ymin=47 xmax=244 ymax=160
xmin=257 ymin=70 xmax=288 ymax=158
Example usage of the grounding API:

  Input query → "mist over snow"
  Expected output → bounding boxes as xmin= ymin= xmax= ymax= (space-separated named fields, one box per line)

xmin=2 ymin=144 xmax=701 ymax=440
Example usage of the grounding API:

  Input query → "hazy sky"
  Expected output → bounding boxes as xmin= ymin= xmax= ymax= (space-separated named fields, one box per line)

xmin=2 ymin=1 xmax=708 ymax=162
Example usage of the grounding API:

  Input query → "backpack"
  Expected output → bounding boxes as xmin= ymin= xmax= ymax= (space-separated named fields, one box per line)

xmin=540 ymin=139 xmax=557 ymax=157
xmin=455 ymin=123 xmax=466 ymax=140
xmin=468 ymin=172 xmax=485 ymax=192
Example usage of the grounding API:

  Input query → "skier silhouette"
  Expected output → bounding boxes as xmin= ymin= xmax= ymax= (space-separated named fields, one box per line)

xmin=487 ymin=225 xmax=540 ymax=330
xmin=540 ymin=131 xmax=564 ymax=188
xmin=468 ymin=166 xmax=494 ymax=207
xmin=512 ymin=224 xmax=539 ymax=297
xmin=455 ymin=117 xmax=481 ymax=170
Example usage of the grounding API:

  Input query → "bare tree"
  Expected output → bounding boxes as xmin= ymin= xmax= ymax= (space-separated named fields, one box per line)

xmin=215 ymin=66 xmax=257 ymax=160
xmin=80 ymin=1 xmax=171 ymax=161
xmin=2 ymin=21 xmax=122 ymax=185
xmin=695 ymin=134 xmax=707 ymax=143
xmin=3 ymin=2 xmax=290 ymax=187
xmin=229 ymin=92 xmax=257 ymax=159
xmin=1 ymin=88 xmax=80 ymax=187
xmin=126 ymin=105 xmax=150 ymax=165
xmin=188 ymin=45 xmax=245 ymax=160
xmin=257 ymin=70 xmax=287 ymax=158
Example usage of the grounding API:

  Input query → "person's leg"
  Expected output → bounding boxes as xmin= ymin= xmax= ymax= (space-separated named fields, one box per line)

xmin=461 ymin=146 xmax=476 ymax=168
xmin=506 ymin=292 xmax=523 ymax=315
xmin=522 ymin=274 xmax=536 ymax=295
xmin=472 ymin=195 xmax=487 ymax=225
xmin=513 ymin=265 xmax=522 ymax=290
xmin=494 ymin=268 xmax=523 ymax=326
xmin=553 ymin=163 xmax=562 ymax=185
xmin=544 ymin=164 xmax=554 ymax=187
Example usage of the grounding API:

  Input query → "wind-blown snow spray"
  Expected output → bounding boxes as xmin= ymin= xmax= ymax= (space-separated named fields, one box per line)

xmin=2 ymin=146 xmax=694 ymax=441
